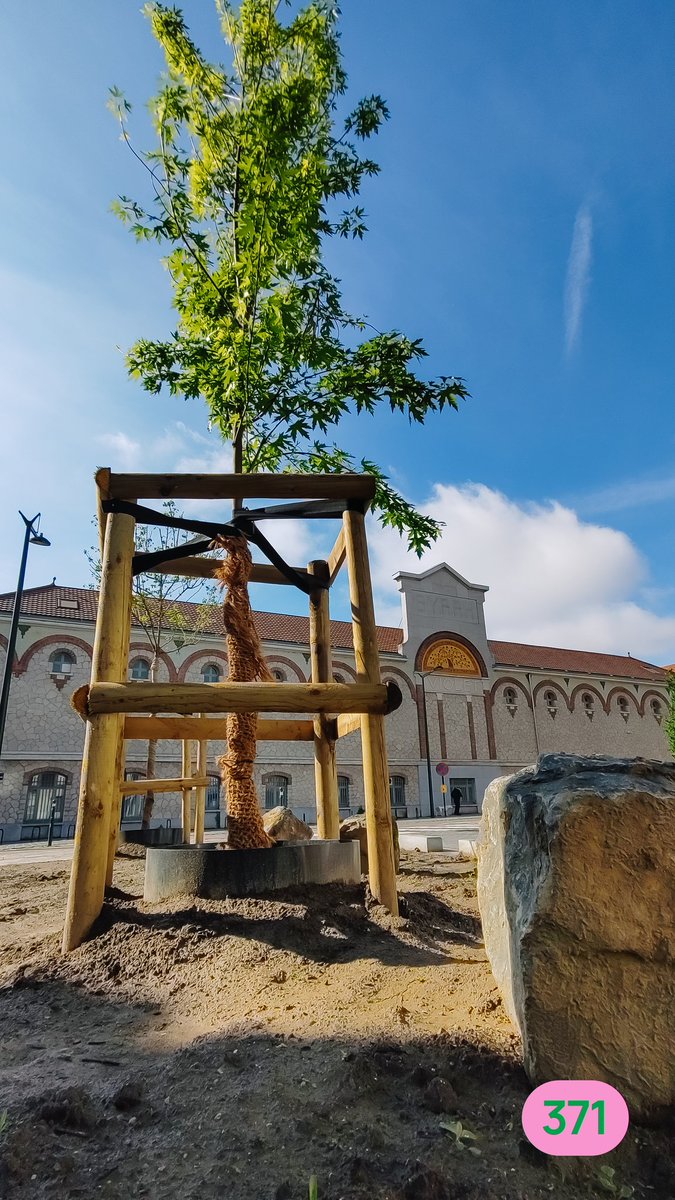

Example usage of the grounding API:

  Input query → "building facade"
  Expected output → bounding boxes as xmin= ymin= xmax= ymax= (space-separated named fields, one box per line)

xmin=0 ymin=564 xmax=670 ymax=842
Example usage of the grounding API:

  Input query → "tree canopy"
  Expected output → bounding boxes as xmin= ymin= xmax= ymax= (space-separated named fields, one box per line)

xmin=110 ymin=0 xmax=469 ymax=553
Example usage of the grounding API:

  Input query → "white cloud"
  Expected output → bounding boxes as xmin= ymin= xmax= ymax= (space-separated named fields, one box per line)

xmin=578 ymin=471 xmax=675 ymax=516
xmin=98 ymin=432 xmax=142 ymax=470
xmin=368 ymin=482 xmax=675 ymax=662
xmin=564 ymin=201 xmax=593 ymax=355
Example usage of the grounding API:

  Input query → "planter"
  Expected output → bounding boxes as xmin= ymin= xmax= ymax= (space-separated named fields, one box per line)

xmin=144 ymin=839 xmax=361 ymax=902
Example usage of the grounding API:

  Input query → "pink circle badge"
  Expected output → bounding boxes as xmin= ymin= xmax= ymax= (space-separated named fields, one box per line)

xmin=522 ymin=1080 xmax=629 ymax=1156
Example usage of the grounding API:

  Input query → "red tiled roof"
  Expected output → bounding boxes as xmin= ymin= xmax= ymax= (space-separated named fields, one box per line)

xmin=0 ymin=584 xmax=404 ymax=654
xmin=488 ymin=639 xmax=666 ymax=682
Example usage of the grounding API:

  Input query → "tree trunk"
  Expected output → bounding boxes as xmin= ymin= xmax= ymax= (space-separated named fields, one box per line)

xmin=216 ymin=537 xmax=273 ymax=849
xmin=141 ymin=654 xmax=159 ymax=829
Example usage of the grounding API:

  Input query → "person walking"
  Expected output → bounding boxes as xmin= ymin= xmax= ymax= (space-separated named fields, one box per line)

xmin=450 ymin=786 xmax=462 ymax=816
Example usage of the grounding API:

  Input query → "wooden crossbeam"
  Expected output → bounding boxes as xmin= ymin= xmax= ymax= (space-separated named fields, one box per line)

xmin=335 ymin=712 xmax=363 ymax=738
xmin=85 ymin=680 xmax=396 ymax=717
xmin=106 ymin=472 xmax=376 ymax=502
xmin=123 ymin=716 xmax=315 ymax=741
xmin=327 ymin=526 xmax=346 ymax=583
xmin=152 ymin=558 xmax=292 ymax=584
xmin=120 ymin=776 xmax=209 ymax=796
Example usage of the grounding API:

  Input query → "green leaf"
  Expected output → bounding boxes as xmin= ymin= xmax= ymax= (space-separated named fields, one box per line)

xmin=111 ymin=1 xmax=469 ymax=552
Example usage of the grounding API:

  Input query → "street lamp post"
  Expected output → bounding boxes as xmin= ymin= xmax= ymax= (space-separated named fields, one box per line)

xmin=414 ymin=669 xmax=437 ymax=819
xmin=0 ymin=512 xmax=51 ymax=757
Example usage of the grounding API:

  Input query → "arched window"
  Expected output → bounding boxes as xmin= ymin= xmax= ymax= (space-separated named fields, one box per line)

xmin=651 ymin=698 xmax=663 ymax=724
xmin=129 ymin=658 xmax=150 ymax=681
xmin=271 ymin=668 xmax=286 ymax=683
xmin=503 ymin=686 xmax=518 ymax=716
xmin=544 ymin=690 xmax=557 ymax=717
xmin=24 ymin=771 xmax=67 ymax=823
xmin=201 ymin=663 xmax=222 ymax=683
xmin=206 ymin=774 xmax=223 ymax=811
xmin=389 ymin=774 xmax=406 ymax=815
xmin=49 ymin=649 xmax=75 ymax=676
xmin=582 ymin=692 xmax=594 ymax=720
xmin=617 ymin=695 xmax=630 ymax=722
xmin=264 ymin=773 xmax=289 ymax=809
xmin=122 ymin=769 xmax=145 ymax=822
xmin=338 ymin=774 xmax=351 ymax=809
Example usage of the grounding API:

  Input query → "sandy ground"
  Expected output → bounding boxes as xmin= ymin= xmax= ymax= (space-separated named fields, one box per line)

xmin=0 ymin=852 xmax=672 ymax=1200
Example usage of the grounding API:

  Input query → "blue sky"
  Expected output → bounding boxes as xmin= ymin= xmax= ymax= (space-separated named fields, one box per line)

xmin=2 ymin=1 xmax=675 ymax=659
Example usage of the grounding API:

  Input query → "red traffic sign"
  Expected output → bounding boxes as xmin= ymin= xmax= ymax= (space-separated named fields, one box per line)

xmin=435 ymin=762 xmax=449 ymax=776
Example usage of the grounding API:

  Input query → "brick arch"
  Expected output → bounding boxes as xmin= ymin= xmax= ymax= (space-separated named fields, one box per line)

xmin=414 ymin=630 xmax=489 ymax=678
xmin=489 ymin=676 xmax=533 ymax=710
xmin=177 ymin=648 xmax=229 ymax=682
xmin=128 ymin=643 xmax=178 ymax=682
xmin=532 ymin=679 xmax=572 ymax=712
xmin=381 ymin=665 xmax=417 ymax=701
xmin=22 ymin=765 xmax=74 ymax=787
xmin=331 ymin=660 xmax=358 ymax=682
xmin=569 ymin=683 xmax=608 ymax=715
xmin=606 ymin=686 xmax=641 ymax=714
xmin=14 ymin=634 xmax=93 ymax=677
xmin=265 ymin=655 xmax=306 ymax=683
xmin=639 ymin=688 xmax=669 ymax=717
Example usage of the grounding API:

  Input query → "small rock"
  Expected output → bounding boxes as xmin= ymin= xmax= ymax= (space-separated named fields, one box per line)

xmin=339 ymin=814 xmax=400 ymax=874
xmin=263 ymin=807 xmax=313 ymax=843
xmin=271 ymin=970 xmax=287 ymax=984
xmin=424 ymin=1076 xmax=459 ymax=1114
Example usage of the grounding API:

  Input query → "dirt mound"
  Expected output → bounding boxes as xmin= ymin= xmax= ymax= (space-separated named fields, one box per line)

xmin=0 ymin=853 xmax=671 ymax=1199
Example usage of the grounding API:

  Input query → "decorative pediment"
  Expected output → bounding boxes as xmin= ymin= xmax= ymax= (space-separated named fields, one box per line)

xmin=421 ymin=638 xmax=482 ymax=677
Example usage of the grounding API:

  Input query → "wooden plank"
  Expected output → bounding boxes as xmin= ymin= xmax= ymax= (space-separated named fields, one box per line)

xmin=343 ymin=508 xmax=398 ymax=916
xmin=120 ymin=775 xmax=210 ymax=796
xmin=335 ymin=712 xmax=363 ymax=739
xmin=107 ymin=472 xmax=376 ymax=503
xmin=88 ymin=681 xmax=390 ymax=716
xmin=308 ymin=560 xmax=339 ymax=840
xmin=123 ymin=716 xmax=315 ymax=741
xmin=153 ymin=558 xmax=292 ymax=584
xmin=95 ymin=467 xmax=111 ymax=563
xmin=181 ymin=740 xmax=194 ymax=843
xmin=327 ymin=526 xmax=346 ymax=584
xmin=106 ymin=579 xmax=134 ymax=887
xmin=194 ymin=731 xmax=207 ymax=844
xmin=62 ymin=511 xmax=135 ymax=952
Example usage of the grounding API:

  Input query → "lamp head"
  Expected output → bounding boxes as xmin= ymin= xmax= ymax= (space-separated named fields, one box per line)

xmin=30 ymin=533 xmax=51 ymax=547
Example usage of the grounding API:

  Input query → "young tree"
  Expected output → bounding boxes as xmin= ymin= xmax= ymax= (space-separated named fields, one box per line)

xmin=87 ymin=502 xmax=218 ymax=827
xmin=110 ymin=0 xmax=469 ymax=847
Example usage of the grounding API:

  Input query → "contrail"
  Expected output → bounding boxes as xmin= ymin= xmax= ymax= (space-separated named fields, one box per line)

xmin=564 ymin=202 xmax=593 ymax=355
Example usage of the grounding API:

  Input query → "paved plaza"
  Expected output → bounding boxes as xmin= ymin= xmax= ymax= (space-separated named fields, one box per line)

xmin=0 ymin=815 xmax=481 ymax=869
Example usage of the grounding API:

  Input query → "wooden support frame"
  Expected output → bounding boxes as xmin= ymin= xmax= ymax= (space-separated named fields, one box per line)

xmin=123 ymin=716 xmax=316 ymax=741
xmin=308 ymin=560 xmax=339 ymax=840
xmin=62 ymin=510 xmax=135 ymax=953
xmin=63 ymin=469 xmax=399 ymax=952
xmin=81 ymin=680 xmax=398 ymax=717
xmin=343 ymin=507 xmax=399 ymax=915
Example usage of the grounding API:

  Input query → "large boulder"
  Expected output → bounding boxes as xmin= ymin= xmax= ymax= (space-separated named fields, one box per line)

xmin=477 ymin=754 xmax=675 ymax=1119
xmin=262 ymin=806 xmax=313 ymax=843
xmin=339 ymin=813 xmax=400 ymax=875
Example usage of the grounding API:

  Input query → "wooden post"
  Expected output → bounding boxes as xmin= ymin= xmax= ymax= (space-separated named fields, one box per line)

xmin=106 ymin=549 xmax=134 ymax=888
xmin=195 ymin=724 xmax=207 ymax=844
xmin=181 ymin=739 xmax=194 ymax=844
xmin=342 ymin=507 xmax=398 ymax=914
xmin=308 ymin=560 xmax=339 ymax=840
xmin=62 ymin=510 xmax=135 ymax=951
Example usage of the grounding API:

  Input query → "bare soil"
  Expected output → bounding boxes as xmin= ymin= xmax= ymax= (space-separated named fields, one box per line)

xmin=0 ymin=852 xmax=672 ymax=1200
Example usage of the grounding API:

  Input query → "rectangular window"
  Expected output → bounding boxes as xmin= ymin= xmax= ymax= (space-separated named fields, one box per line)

xmin=24 ymin=772 xmax=66 ymax=823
